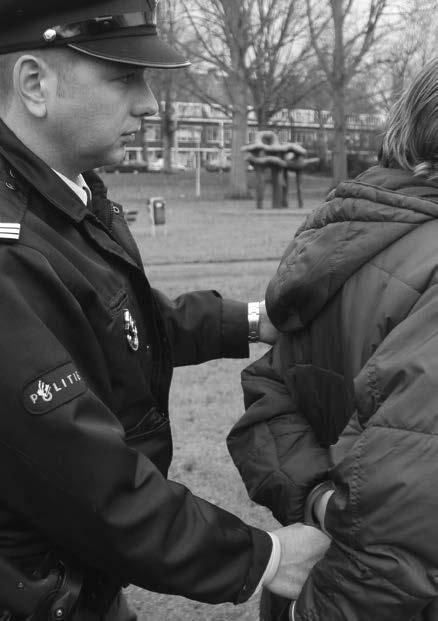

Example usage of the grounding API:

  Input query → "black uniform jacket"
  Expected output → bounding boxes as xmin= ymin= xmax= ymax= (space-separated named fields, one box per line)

xmin=0 ymin=120 xmax=271 ymax=605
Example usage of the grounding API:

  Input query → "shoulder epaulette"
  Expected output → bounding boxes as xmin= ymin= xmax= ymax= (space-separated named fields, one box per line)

xmin=0 ymin=223 xmax=21 ymax=241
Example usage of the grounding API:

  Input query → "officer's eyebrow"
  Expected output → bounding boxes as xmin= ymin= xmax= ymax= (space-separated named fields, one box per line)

xmin=105 ymin=65 xmax=150 ymax=85
xmin=104 ymin=62 xmax=141 ymax=76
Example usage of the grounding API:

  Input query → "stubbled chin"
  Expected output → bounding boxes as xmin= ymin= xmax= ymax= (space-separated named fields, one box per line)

xmin=100 ymin=145 xmax=126 ymax=167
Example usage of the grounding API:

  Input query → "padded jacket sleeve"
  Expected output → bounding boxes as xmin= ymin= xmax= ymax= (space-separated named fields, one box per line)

xmin=153 ymin=289 xmax=249 ymax=366
xmin=0 ymin=245 xmax=270 ymax=605
xmin=295 ymin=285 xmax=438 ymax=620
xmin=227 ymin=344 xmax=331 ymax=525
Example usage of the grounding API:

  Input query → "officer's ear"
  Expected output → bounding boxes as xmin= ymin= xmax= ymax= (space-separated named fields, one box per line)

xmin=12 ymin=54 xmax=53 ymax=119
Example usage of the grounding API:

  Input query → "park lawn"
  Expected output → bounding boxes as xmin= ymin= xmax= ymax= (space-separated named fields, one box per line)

xmin=101 ymin=171 xmax=322 ymax=620
xmin=102 ymin=170 xmax=327 ymax=265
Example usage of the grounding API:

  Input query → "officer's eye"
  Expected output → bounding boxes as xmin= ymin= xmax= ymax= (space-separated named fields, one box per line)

xmin=118 ymin=73 xmax=136 ymax=84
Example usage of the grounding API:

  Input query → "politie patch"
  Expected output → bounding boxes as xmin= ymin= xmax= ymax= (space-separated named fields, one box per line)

xmin=22 ymin=362 xmax=87 ymax=415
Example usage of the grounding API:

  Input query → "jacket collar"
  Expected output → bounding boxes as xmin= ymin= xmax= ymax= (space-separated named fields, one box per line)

xmin=0 ymin=118 xmax=145 ymax=272
xmin=0 ymin=117 xmax=95 ymax=223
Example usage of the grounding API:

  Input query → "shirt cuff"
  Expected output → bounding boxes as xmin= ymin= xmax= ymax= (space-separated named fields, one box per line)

xmin=253 ymin=532 xmax=281 ymax=596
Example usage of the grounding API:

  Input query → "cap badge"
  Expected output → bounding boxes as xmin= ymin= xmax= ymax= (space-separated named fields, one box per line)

xmin=123 ymin=309 xmax=139 ymax=352
xmin=43 ymin=28 xmax=57 ymax=42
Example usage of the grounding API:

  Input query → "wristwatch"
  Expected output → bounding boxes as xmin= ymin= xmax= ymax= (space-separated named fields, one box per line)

xmin=248 ymin=301 xmax=260 ymax=342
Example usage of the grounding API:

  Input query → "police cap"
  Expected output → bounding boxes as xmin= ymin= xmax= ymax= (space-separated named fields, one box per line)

xmin=0 ymin=0 xmax=190 ymax=68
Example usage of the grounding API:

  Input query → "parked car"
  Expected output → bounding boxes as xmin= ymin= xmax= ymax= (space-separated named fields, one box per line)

xmin=148 ymin=158 xmax=186 ymax=172
xmin=205 ymin=157 xmax=254 ymax=173
xmin=205 ymin=157 xmax=231 ymax=172
xmin=147 ymin=158 xmax=164 ymax=172
xmin=103 ymin=159 xmax=149 ymax=173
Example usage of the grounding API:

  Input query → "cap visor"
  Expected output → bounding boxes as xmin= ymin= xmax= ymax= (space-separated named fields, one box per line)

xmin=69 ymin=35 xmax=190 ymax=69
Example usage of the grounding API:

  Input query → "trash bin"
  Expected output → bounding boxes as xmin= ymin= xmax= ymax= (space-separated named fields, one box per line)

xmin=148 ymin=197 xmax=166 ymax=226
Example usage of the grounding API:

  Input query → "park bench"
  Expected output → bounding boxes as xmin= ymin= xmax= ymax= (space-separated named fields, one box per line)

xmin=125 ymin=209 xmax=139 ymax=225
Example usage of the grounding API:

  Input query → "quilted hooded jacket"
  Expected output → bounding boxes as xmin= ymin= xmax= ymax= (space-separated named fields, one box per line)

xmin=228 ymin=165 xmax=438 ymax=620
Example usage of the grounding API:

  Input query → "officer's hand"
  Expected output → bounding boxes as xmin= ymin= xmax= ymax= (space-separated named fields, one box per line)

xmin=258 ymin=300 xmax=280 ymax=345
xmin=265 ymin=523 xmax=330 ymax=599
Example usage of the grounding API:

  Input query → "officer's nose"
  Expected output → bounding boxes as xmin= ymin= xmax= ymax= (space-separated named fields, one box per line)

xmin=133 ymin=79 xmax=158 ymax=118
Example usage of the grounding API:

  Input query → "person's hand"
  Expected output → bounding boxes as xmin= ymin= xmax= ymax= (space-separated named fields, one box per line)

xmin=265 ymin=523 xmax=330 ymax=599
xmin=258 ymin=300 xmax=280 ymax=345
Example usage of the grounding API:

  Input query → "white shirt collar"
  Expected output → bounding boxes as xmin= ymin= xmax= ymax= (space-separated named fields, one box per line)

xmin=52 ymin=169 xmax=91 ymax=206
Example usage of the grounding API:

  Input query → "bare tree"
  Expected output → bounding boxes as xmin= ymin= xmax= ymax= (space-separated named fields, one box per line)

xmin=180 ymin=1 xmax=252 ymax=197
xmin=244 ymin=2 xmax=314 ymax=130
xmin=366 ymin=0 xmax=438 ymax=111
xmin=147 ymin=0 xmax=189 ymax=172
xmin=305 ymin=0 xmax=388 ymax=184
xmin=180 ymin=0 xmax=313 ymax=198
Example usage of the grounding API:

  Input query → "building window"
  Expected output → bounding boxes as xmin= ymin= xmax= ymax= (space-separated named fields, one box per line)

xmin=206 ymin=126 xmax=220 ymax=142
xmin=126 ymin=148 xmax=142 ymax=162
xmin=144 ymin=124 xmax=161 ymax=141
xmin=346 ymin=131 xmax=361 ymax=147
xmin=224 ymin=128 xmax=233 ymax=144
xmin=294 ymin=132 xmax=305 ymax=145
xmin=177 ymin=125 xmax=202 ymax=142
xmin=278 ymin=128 xmax=291 ymax=143
xmin=293 ymin=131 xmax=317 ymax=147
xmin=208 ymin=103 xmax=230 ymax=119
xmin=361 ymin=133 xmax=371 ymax=148
xmin=176 ymin=103 xmax=204 ymax=118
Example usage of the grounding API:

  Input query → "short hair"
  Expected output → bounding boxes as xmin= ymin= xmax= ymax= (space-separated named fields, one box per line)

xmin=0 ymin=52 xmax=21 ymax=106
xmin=380 ymin=58 xmax=438 ymax=179
xmin=0 ymin=49 xmax=73 ymax=111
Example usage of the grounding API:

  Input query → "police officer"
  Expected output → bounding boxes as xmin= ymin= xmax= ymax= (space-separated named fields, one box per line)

xmin=0 ymin=1 xmax=330 ymax=619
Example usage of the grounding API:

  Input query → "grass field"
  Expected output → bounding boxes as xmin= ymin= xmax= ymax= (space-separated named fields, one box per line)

xmin=101 ymin=171 xmax=327 ymax=620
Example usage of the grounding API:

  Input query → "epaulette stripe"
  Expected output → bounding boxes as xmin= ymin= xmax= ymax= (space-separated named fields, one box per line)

xmin=0 ymin=223 xmax=21 ymax=239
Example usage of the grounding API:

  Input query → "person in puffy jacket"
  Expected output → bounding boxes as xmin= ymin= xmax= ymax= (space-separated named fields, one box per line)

xmin=227 ymin=57 xmax=438 ymax=621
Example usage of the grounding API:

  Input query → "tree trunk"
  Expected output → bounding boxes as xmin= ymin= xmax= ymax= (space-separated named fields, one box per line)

xmin=256 ymin=105 xmax=268 ymax=131
xmin=255 ymin=165 xmax=265 ymax=209
xmin=227 ymin=7 xmax=249 ymax=200
xmin=315 ymin=111 xmax=329 ymax=173
xmin=140 ymin=118 xmax=149 ymax=165
xmin=162 ymin=100 xmax=175 ymax=173
xmin=162 ymin=120 xmax=172 ymax=172
xmin=282 ymin=170 xmax=289 ymax=208
xmin=332 ymin=88 xmax=348 ymax=183
xmin=295 ymin=170 xmax=303 ymax=208
xmin=331 ymin=0 xmax=348 ymax=184
xmin=227 ymin=86 xmax=249 ymax=198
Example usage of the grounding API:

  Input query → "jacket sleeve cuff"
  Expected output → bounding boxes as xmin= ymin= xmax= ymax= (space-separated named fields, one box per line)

xmin=253 ymin=532 xmax=281 ymax=595
xmin=221 ymin=299 xmax=250 ymax=359
xmin=236 ymin=527 xmax=273 ymax=603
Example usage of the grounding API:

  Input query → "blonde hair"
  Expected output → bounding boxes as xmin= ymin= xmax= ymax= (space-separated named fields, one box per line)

xmin=380 ymin=58 xmax=438 ymax=180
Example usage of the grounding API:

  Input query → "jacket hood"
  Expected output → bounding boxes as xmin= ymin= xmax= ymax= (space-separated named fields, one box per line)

xmin=266 ymin=166 xmax=438 ymax=332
